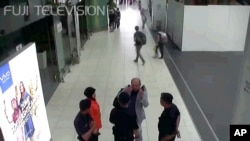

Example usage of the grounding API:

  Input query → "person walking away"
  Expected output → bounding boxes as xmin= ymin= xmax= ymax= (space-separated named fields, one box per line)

xmin=154 ymin=32 xmax=164 ymax=59
xmin=115 ymin=8 xmax=121 ymax=28
xmin=83 ymin=87 xmax=102 ymax=141
xmin=110 ymin=92 xmax=139 ymax=141
xmin=140 ymin=9 xmax=147 ymax=29
xmin=138 ymin=0 xmax=141 ymax=10
xmin=74 ymin=99 xmax=97 ymax=141
xmin=158 ymin=93 xmax=181 ymax=141
xmin=107 ymin=0 xmax=117 ymax=31
xmin=117 ymin=78 xmax=149 ymax=141
xmin=134 ymin=26 xmax=146 ymax=65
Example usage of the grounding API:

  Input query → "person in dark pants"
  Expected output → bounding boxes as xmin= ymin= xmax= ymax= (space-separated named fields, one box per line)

xmin=134 ymin=26 xmax=145 ymax=65
xmin=154 ymin=33 xmax=164 ymax=59
xmin=115 ymin=8 xmax=121 ymax=28
xmin=107 ymin=0 xmax=116 ymax=31
xmin=109 ymin=10 xmax=116 ymax=30
xmin=110 ymin=92 xmax=139 ymax=141
xmin=74 ymin=99 xmax=98 ymax=141
xmin=158 ymin=93 xmax=181 ymax=141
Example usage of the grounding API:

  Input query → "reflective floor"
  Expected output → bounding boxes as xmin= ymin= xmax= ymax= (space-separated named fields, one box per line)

xmin=46 ymin=5 xmax=202 ymax=141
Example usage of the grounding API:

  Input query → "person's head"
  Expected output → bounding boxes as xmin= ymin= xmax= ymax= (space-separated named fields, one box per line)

xmin=160 ymin=92 xmax=173 ymax=109
xmin=84 ymin=87 xmax=96 ymax=100
xmin=19 ymin=81 xmax=25 ymax=97
xmin=135 ymin=26 xmax=139 ymax=31
xmin=131 ymin=77 xmax=141 ymax=92
xmin=117 ymin=8 xmax=119 ymax=11
xmin=79 ymin=99 xmax=91 ymax=115
xmin=118 ymin=92 xmax=130 ymax=107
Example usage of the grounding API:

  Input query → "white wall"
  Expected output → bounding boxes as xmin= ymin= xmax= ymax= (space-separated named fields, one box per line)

xmin=152 ymin=0 xmax=166 ymax=30
xmin=232 ymin=13 xmax=250 ymax=124
xmin=141 ymin=0 xmax=148 ymax=10
xmin=167 ymin=0 xmax=184 ymax=49
xmin=182 ymin=6 xmax=250 ymax=51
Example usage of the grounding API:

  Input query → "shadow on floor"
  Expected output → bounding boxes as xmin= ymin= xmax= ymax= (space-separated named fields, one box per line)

xmin=145 ymin=10 xmax=244 ymax=141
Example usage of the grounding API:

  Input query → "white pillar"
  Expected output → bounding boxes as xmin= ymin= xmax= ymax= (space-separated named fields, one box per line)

xmin=152 ymin=0 xmax=166 ymax=30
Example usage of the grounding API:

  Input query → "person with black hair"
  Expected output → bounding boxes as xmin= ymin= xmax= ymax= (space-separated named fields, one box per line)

xmin=83 ymin=87 xmax=102 ymax=141
xmin=154 ymin=33 xmax=164 ymax=59
xmin=110 ymin=92 xmax=139 ymax=141
xmin=158 ymin=93 xmax=181 ymax=141
xmin=74 ymin=99 xmax=97 ymax=141
xmin=134 ymin=26 xmax=146 ymax=65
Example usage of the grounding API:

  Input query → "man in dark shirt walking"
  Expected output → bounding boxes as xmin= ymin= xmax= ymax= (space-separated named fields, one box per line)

xmin=158 ymin=93 xmax=181 ymax=141
xmin=134 ymin=26 xmax=145 ymax=65
xmin=74 ymin=99 xmax=97 ymax=141
xmin=110 ymin=92 xmax=139 ymax=141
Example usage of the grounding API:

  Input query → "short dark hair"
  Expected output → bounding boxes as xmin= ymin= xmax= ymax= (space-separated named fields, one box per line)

xmin=161 ymin=92 xmax=173 ymax=104
xmin=118 ymin=92 xmax=130 ymax=105
xmin=135 ymin=26 xmax=139 ymax=31
xmin=84 ymin=87 xmax=96 ymax=98
xmin=79 ymin=99 xmax=91 ymax=111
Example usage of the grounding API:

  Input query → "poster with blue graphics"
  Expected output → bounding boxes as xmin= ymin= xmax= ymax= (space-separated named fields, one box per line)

xmin=0 ymin=43 xmax=51 ymax=141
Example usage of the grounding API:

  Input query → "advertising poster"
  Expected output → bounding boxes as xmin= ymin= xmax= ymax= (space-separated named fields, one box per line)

xmin=0 ymin=43 xmax=51 ymax=141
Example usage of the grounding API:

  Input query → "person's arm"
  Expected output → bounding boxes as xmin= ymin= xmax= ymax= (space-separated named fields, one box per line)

xmin=81 ymin=121 xmax=96 ymax=141
xmin=75 ymin=116 xmax=96 ymax=141
xmin=121 ymin=85 xmax=131 ymax=94
xmin=160 ymin=134 xmax=176 ymax=141
xmin=139 ymin=86 xmax=149 ymax=107
xmin=176 ymin=115 xmax=180 ymax=131
xmin=176 ymin=108 xmax=181 ymax=131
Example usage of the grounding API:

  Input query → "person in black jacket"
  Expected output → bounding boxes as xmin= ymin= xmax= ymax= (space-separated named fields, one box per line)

xmin=154 ymin=33 xmax=164 ymax=59
xmin=110 ymin=92 xmax=139 ymax=141
xmin=158 ymin=93 xmax=181 ymax=141
xmin=115 ymin=8 xmax=121 ymax=28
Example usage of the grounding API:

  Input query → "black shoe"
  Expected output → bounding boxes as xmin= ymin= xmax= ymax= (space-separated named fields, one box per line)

xmin=134 ymin=60 xmax=138 ymax=63
xmin=142 ymin=61 xmax=145 ymax=65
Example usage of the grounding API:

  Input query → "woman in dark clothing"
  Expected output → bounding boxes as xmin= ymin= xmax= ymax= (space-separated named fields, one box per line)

xmin=154 ymin=33 xmax=164 ymax=59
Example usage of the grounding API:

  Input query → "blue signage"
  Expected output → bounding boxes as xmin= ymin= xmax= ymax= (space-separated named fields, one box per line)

xmin=0 ymin=63 xmax=13 ymax=93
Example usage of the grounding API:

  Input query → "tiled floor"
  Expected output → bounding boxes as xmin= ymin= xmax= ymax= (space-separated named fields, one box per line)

xmin=46 ymin=5 xmax=202 ymax=141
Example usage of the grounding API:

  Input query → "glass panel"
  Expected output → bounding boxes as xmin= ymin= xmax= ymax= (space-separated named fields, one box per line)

xmin=52 ymin=15 xmax=66 ymax=80
xmin=67 ymin=13 xmax=78 ymax=63
xmin=60 ymin=15 xmax=72 ymax=65
xmin=0 ymin=17 xmax=60 ymax=104
xmin=78 ymin=1 xmax=89 ymax=49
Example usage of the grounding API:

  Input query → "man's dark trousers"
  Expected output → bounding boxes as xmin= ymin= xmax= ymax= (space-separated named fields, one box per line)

xmin=135 ymin=45 xmax=145 ymax=63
